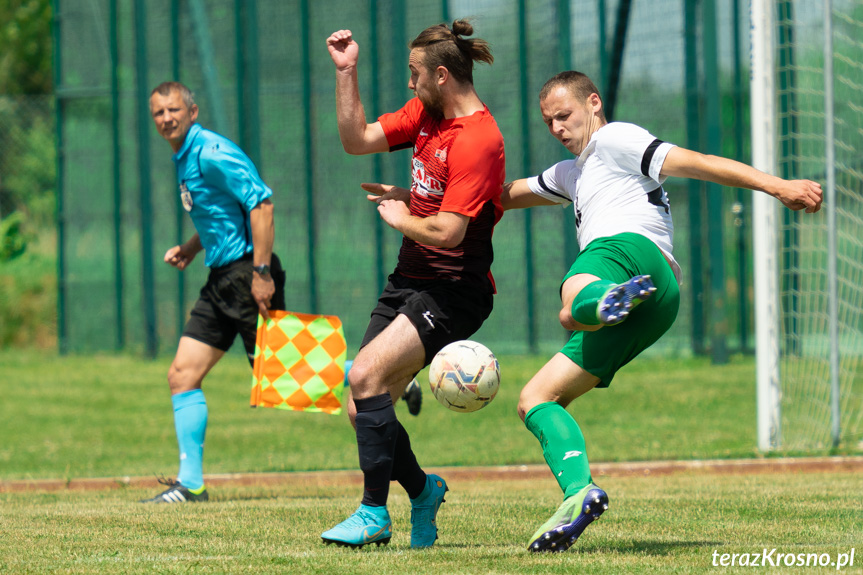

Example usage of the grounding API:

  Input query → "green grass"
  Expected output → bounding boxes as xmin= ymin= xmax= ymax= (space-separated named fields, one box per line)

xmin=1 ymin=351 xmax=860 ymax=573
xmin=0 ymin=473 xmax=859 ymax=574
xmin=0 ymin=350 xmax=851 ymax=482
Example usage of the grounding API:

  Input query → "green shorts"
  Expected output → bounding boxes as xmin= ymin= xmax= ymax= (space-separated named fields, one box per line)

xmin=560 ymin=232 xmax=680 ymax=387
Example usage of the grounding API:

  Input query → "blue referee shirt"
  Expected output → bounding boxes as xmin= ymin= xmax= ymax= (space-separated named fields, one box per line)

xmin=172 ymin=123 xmax=273 ymax=268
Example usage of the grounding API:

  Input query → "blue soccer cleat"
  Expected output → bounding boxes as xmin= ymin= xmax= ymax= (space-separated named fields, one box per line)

xmin=321 ymin=504 xmax=392 ymax=548
xmin=597 ymin=274 xmax=656 ymax=326
xmin=410 ymin=474 xmax=448 ymax=548
xmin=527 ymin=483 xmax=608 ymax=552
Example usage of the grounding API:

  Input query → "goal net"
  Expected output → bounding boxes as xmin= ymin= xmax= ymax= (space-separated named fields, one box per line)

xmin=753 ymin=0 xmax=863 ymax=451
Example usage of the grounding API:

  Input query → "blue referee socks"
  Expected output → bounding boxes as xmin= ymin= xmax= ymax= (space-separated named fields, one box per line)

xmin=172 ymin=389 xmax=208 ymax=491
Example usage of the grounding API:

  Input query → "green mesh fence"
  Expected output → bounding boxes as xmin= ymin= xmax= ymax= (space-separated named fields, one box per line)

xmin=54 ymin=0 xmax=755 ymax=358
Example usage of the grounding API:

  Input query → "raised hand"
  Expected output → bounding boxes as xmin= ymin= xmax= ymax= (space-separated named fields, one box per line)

xmin=326 ymin=29 xmax=359 ymax=71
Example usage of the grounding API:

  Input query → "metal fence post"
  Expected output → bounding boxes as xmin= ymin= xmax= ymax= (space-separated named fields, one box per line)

xmin=559 ymin=0 xmax=577 ymax=270
xmin=134 ymin=0 xmax=157 ymax=358
xmin=110 ymin=0 xmax=124 ymax=351
xmin=52 ymin=0 xmax=66 ymax=354
xmin=368 ymin=0 xmax=385 ymax=298
xmin=172 ymin=0 xmax=185 ymax=341
xmin=603 ymin=0 xmax=632 ymax=121
xmin=685 ymin=0 xmax=706 ymax=355
xmin=598 ymin=0 xmax=607 ymax=95
xmin=188 ymin=0 xmax=228 ymax=136
xmin=517 ymin=0 xmax=536 ymax=353
xmin=704 ymin=0 xmax=729 ymax=364
xmin=301 ymin=0 xmax=318 ymax=313
xmin=237 ymin=0 xmax=261 ymax=168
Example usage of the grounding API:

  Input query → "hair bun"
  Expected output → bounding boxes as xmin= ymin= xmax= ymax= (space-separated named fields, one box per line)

xmin=451 ymin=19 xmax=474 ymax=37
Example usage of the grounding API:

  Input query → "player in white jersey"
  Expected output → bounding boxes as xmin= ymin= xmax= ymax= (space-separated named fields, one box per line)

xmin=501 ymin=71 xmax=822 ymax=553
xmin=531 ymin=121 xmax=680 ymax=280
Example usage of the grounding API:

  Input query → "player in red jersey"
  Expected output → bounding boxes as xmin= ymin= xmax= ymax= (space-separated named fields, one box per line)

xmin=323 ymin=20 xmax=505 ymax=549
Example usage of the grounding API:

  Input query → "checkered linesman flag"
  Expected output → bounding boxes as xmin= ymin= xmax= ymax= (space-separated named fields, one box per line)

xmin=250 ymin=310 xmax=346 ymax=415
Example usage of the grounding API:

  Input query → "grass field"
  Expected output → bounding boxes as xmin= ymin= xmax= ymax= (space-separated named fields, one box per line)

xmin=0 ymin=350 xmax=781 ymax=482
xmin=1 ymin=472 xmax=859 ymax=574
xmin=1 ymin=350 xmax=860 ymax=573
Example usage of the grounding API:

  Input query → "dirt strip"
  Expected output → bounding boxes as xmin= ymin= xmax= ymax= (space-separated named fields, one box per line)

xmin=1 ymin=456 xmax=861 ymax=493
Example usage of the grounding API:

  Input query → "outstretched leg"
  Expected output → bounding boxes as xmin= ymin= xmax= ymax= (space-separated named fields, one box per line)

xmin=518 ymin=353 xmax=608 ymax=552
xmin=523 ymin=233 xmax=678 ymax=550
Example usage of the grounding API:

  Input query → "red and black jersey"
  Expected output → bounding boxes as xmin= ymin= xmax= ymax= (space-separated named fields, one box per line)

xmin=379 ymin=97 xmax=505 ymax=290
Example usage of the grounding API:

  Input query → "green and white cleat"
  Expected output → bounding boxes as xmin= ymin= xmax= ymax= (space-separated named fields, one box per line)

xmin=528 ymin=483 xmax=608 ymax=552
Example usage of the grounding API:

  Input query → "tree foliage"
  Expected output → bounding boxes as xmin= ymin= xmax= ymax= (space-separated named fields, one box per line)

xmin=0 ymin=0 xmax=52 ymax=95
xmin=0 ymin=98 xmax=56 ymax=224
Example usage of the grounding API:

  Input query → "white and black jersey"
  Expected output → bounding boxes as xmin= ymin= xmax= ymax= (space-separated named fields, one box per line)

xmin=527 ymin=122 xmax=681 ymax=282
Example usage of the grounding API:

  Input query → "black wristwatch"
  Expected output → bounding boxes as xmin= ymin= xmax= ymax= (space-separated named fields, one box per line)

xmin=252 ymin=264 xmax=270 ymax=276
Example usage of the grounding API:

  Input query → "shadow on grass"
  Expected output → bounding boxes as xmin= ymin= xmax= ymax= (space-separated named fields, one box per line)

xmin=209 ymin=492 xmax=344 ymax=503
xmin=432 ymin=539 xmax=718 ymax=555
xmin=586 ymin=539 xmax=720 ymax=555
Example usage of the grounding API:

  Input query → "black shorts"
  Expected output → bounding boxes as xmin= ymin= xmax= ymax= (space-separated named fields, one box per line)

xmin=183 ymin=252 xmax=286 ymax=363
xmin=360 ymin=273 xmax=494 ymax=365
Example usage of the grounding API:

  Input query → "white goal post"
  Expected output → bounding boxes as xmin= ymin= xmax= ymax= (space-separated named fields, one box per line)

xmin=751 ymin=0 xmax=782 ymax=451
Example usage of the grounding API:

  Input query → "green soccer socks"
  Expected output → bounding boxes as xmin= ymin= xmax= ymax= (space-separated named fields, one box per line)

xmin=525 ymin=401 xmax=592 ymax=499
xmin=570 ymin=280 xmax=616 ymax=325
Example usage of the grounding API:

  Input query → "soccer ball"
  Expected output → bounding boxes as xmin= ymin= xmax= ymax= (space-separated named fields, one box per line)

xmin=428 ymin=340 xmax=500 ymax=413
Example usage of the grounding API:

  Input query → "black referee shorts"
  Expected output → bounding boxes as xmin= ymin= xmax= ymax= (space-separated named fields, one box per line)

xmin=183 ymin=252 xmax=286 ymax=364
xmin=360 ymin=273 xmax=494 ymax=366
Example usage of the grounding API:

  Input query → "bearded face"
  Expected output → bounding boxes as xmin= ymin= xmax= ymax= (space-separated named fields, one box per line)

xmin=408 ymin=48 xmax=445 ymax=121
xmin=418 ymin=81 xmax=445 ymax=121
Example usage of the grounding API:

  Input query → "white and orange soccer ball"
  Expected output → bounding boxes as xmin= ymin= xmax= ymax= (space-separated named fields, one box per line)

xmin=428 ymin=340 xmax=500 ymax=413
